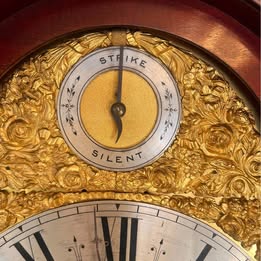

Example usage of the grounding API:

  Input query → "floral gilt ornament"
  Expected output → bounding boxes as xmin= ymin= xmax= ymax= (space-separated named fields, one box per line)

xmin=0 ymin=31 xmax=259 ymax=259
xmin=160 ymin=83 xmax=176 ymax=140
xmin=61 ymin=76 xmax=80 ymax=135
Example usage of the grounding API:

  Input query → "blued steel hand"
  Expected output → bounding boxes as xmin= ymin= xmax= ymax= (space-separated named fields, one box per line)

xmin=111 ymin=46 xmax=126 ymax=143
xmin=111 ymin=102 xmax=126 ymax=143
xmin=92 ymin=206 xmax=101 ymax=261
xmin=117 ymin=45 xmax=124 ymax=103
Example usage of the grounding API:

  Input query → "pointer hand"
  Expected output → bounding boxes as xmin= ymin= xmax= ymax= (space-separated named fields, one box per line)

xmin=111 ymin=46 xmax=126 ymax=143
xmin=111 ymin=102 xmax=126 ymax=143
xmin=92 ymin=206 xmax=101 ymax=261
xmin=116 ymin=46 xmax=124 ymax=103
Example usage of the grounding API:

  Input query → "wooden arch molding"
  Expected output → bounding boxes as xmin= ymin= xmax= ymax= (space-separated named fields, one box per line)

xmin=0 ymin=0 xmax=260 ymax=98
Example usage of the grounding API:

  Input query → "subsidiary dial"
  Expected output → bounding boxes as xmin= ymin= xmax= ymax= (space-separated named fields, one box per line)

xmin=57 ymin=46 xmax=181 ymax=171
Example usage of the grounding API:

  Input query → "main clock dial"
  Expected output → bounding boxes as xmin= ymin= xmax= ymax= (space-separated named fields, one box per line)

xmin=57 ymin=46 xmax=181 ymax=171
xmin=0 ymin=201 xmax=251 ymax=261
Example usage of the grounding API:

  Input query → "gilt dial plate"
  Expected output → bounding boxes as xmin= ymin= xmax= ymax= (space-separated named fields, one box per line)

xmin=57 ymin=46 xmax=181 ymax=171
xmin=0 ymin=201 xmax=251 ymax=261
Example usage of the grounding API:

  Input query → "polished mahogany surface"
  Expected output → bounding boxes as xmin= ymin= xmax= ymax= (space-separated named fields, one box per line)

xmin=0 ymin=0 xmax=259 ymax=96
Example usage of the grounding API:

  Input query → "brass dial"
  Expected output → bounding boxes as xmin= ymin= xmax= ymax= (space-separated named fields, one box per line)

xmin=80 ymin=70 xmax=158 ymax=149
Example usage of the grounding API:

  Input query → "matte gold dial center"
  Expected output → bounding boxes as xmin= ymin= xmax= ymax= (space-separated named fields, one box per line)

xmin=80 ymin=70 xmax=158 ymax=149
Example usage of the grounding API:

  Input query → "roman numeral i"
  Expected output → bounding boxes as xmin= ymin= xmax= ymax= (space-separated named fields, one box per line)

xmin=196 ymin=233 xmax=217 ymax=261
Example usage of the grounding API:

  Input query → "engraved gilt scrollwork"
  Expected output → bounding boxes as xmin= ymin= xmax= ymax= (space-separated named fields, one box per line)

xmin=0 ymin=30 xmax=260 ymax=259
xmin=160 ymin=85 xmax=176 ymax=140
xmin=61 ymin=76 xmax=80 ymax=135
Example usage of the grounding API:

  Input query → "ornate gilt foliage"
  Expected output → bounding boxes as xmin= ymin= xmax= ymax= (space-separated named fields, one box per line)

xmin=0 ymin=30 xmax=260 ymax=258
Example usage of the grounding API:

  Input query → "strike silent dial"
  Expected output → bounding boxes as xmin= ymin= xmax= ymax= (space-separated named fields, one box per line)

xmin=57 ymin=46 xmax=181 ymax=171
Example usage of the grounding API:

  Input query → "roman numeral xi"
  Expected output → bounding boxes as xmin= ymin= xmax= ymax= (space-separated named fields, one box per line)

xmin=11 ymin=230 xmax=54 ymax=261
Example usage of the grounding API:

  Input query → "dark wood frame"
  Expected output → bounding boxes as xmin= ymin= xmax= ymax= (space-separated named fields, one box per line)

xmin=0 ymin=0 xmax=259 ymax=96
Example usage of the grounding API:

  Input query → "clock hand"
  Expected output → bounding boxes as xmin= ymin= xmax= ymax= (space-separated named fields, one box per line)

xmin=93 ymin=206 xmax=102 ymax=261
xmin=111 ymin=102 xmax=126 ymax=143
xmin=111 ymin=46 xmax=126 ymax=143
xmin=116 ymin=45 xmax=124 ymax=103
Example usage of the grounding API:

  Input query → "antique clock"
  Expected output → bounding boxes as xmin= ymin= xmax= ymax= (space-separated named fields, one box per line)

xmin=0 ymin=1 xmax=260 ymax=261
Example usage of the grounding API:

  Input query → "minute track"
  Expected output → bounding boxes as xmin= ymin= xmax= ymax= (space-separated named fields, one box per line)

xmin=0 ymin=201 xmax=251 ymax=261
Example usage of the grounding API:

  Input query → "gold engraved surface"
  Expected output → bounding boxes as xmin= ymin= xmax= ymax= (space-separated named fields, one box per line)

xmin=80 ymin=70 xmax=158 ymax=149
xmin=0 ymin=31 xmax=260 ymax=259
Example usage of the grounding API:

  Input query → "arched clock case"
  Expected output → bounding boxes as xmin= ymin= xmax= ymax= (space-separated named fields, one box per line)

xmin=0 ymin=1 xmax=260 ymax=261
